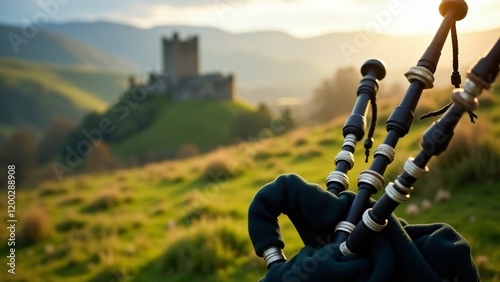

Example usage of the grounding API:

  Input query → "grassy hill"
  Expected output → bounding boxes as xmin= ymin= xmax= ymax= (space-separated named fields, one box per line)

xmin=111 ymin=99 xmax=257 ymax=159
xmin=0 ymin=57 xmax=128 ymax=135
xmin=0 ymin=24 xmax=138 ymax=73
xmin=2 ymin=86 xmax=500 ymax=281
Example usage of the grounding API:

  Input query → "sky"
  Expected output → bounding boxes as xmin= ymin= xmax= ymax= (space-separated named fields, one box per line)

xmin=0 ymin=0 xmax=499 ymax=38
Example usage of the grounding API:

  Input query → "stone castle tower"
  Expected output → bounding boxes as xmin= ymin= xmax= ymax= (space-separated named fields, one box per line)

xmin=162 ymin=33 xmax=199 ymax=86
xmin=134 ymin=32 xmax=236 ymax=101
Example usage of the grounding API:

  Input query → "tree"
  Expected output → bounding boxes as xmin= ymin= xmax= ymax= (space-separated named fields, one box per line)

xmin=309 ymin=67 xmax=360 ymax=124
xmin=232 ymin=103 xmax=273 ymax=140
xmin=84 ymin=142 xmax=121 ymax=173
xmin=38 ymin=116 xmax=76 ymax=164
xmin=0 ymin=128 xmax=38 ymax=186
xmin=279 ymin=107 xmax=296 ymax=133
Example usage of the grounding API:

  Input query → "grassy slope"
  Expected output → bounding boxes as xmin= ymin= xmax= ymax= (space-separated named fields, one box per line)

xmin=0 ymin=57 xmax=127 ymax=105
xmin=0 ymin=57 xmax=128 ymax=135
xmin=2 ymin=88 xmax=500 ymax=282
xmin=41 ymin=63 xmax=128 ymax=104
xmin=0 ymin=24 xmax=138 ymax=73
xmin=111 ymin=100 xmax=256 ymax=158
xmin=0 ymin=57 xmax=107 ymax=111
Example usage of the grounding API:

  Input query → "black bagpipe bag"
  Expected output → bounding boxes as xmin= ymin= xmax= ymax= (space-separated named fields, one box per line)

xmin=248 ymin=173 xmax=479 ymax=282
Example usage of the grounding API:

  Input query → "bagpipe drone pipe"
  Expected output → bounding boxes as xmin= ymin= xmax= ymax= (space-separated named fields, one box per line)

xmin=248 ymin=0 xmax=500 ymax=281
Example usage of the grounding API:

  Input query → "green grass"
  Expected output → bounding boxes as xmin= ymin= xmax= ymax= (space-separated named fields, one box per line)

xmin=0 ymin=57 xmax=108 ymax=111
xmin=0 ymin=25 xmax=138 ymax=73
xmin=3 ymin=86 xmax=500 ymax=281
xmin=0 ymin=57 xmax=128 ymax=134
xmin=111 ymin=100 xmax=256 ymax=158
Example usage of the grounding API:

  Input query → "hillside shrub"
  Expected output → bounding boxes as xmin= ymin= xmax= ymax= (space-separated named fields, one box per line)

xmin=417 ymin=119 xmax=500 ymax=192
xmin=56 ymin=215 xmax=87 ymax=232
xmin=82 ymin=189 xmax=122 ymax=213
xmin=39 ymin=182 xmax=67 ymax=196
xmin=231 ymin=104 xmax=273 ymax=140
xmin=295 ymin=146 xmax=323 ymax=160
xmin=84 ymin=142 xmax=122 ymax=173
xmin=317 ymin=137 xmax=336 ymax=146
xmin=89 ymin=267 xmax=135 ymax=282
xmin=19 ymin=207 xmax=53 ymax=245
xmin=177 ymin=143 xmax=200 ymax=159
xmin=201 ymin=155 xmax=240 ymax=181
xmin=294 ymin=137 xmax=308 ymax=146
xmin=59 ymin=195 xmax=85 ymax=206
xmin=162 ymin=219 xmax=250 ymax=277
xmin=0 ymin=128 xmax=38 ymax=186
xmin=38 ymin=116 xmax=76 ymax=164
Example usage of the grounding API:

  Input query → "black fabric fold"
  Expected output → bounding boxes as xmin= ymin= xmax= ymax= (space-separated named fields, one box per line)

xmin=249 ymin=173 xmax=479 ymax=281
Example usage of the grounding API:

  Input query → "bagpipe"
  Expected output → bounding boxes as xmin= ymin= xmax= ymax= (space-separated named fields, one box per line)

xmin=248 ymin=0 xmax=500 ymax=281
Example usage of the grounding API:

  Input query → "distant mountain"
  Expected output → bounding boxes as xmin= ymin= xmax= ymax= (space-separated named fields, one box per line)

xmin=0 ymin=24 xmax=139 ymax=72
xmin=42 ymin=22 xmax=326 ymax=104
xmin=42 ymin=21 xmax=500 ymax=104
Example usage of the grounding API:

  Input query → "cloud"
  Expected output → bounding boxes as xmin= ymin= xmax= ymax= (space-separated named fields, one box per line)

xmin=0 ymin=0 xmax=498 ymax=37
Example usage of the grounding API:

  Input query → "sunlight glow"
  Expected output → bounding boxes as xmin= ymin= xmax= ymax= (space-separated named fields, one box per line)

xmin=1 ymin=0 xmax=498 ymax=37
xmin=122 ymin=0 xmax=500 ymax=38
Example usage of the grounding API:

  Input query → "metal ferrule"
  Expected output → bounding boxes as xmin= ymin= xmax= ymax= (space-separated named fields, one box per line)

xmin=362 ymin=209 xmax=387 ymax=232
xmin=335 ymin=151 xmax=355 ymax=169
xmin=403 ymin=157 xmax=429 ymax=179
xmin=339 ymin=241 xmax=356 ymax=257
xmin=463 ymin=79 xmax=483 ymax=98
xmin=385 ymin=182 xmax=410 ymax=204
xmin=404 ymin=66 xmax=435 ymax=89
xmin=374 ymin=144 xmax=396 ymax=164
xmin=263 ymin=247 xmax=286 ymax=267
xmin=451 ymin=79 xmax=483 ymax=112
xmin=358 ymin=170 xmax=385 ymax=192
xmin=335 ymin=221 xmax=356 ymax=234
xmin=394 ymin=179 xmax=413 ymax=193
xmin=343 ymin=134 xmax=358 ymax=150
xmin=458 ymin=87 xmax=477 ymax=103
xmin=326 ymin=171 xmax=349 ymax=190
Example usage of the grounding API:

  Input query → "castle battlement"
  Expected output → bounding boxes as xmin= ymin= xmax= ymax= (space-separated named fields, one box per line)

xmin=131 ymin=32 xmax=235 ymax=101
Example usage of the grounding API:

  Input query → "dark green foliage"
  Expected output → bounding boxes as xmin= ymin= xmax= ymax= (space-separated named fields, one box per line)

xmin=84 ymin=142 xmax=121 ymax=173
xmin=56 ymin=217 xmax=86 ymax=232
xmin=39 ymin=186 xmax=68 ymax=197
xmin=59 ymin=91 xmax=163 ymax=169
xmin=88 ymin=268 xmax=135 ymax=282
xmin=162 ymin=222 xmax=250 ymax=277
xmin=201 ymin=156 xmax=240 ymax=181
xmin=317 ymin=137 xmax=336 ymax=146
xmin=61 ymin=111 xmax=102 ymax=160
xmin=103 ymin=90 xmax=161 ymax=143
xmin=295 ymin=147 xmax=323 ymax=160
xmin=417 ymin=120 xmax=500 ymax=193
xmin=38 ymin=117 xmax=77 ymax=164
xmin=279 ymin=107 xmax=296 ymax=133
xmin=0 ymin=128 xmax=38 ymax=185
xmin=59 ymin=195 xmax=85 ymax=206
xmin=425 ymin=142 xmax=500 ymax=190
xmin=231 ymin=103 xmax=274 ymax=140
xmin=180 ymin=206 xmax=212 ymax=226
xmin=19 ymin=208 xmax=53 ymax=245
xmin=254 ymin=149 xmax=291 ymax=160
xmin=294 ymin=138 xmax=308 ymax=146
xmin=81 ymin=190 xmax=122 ymax=213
